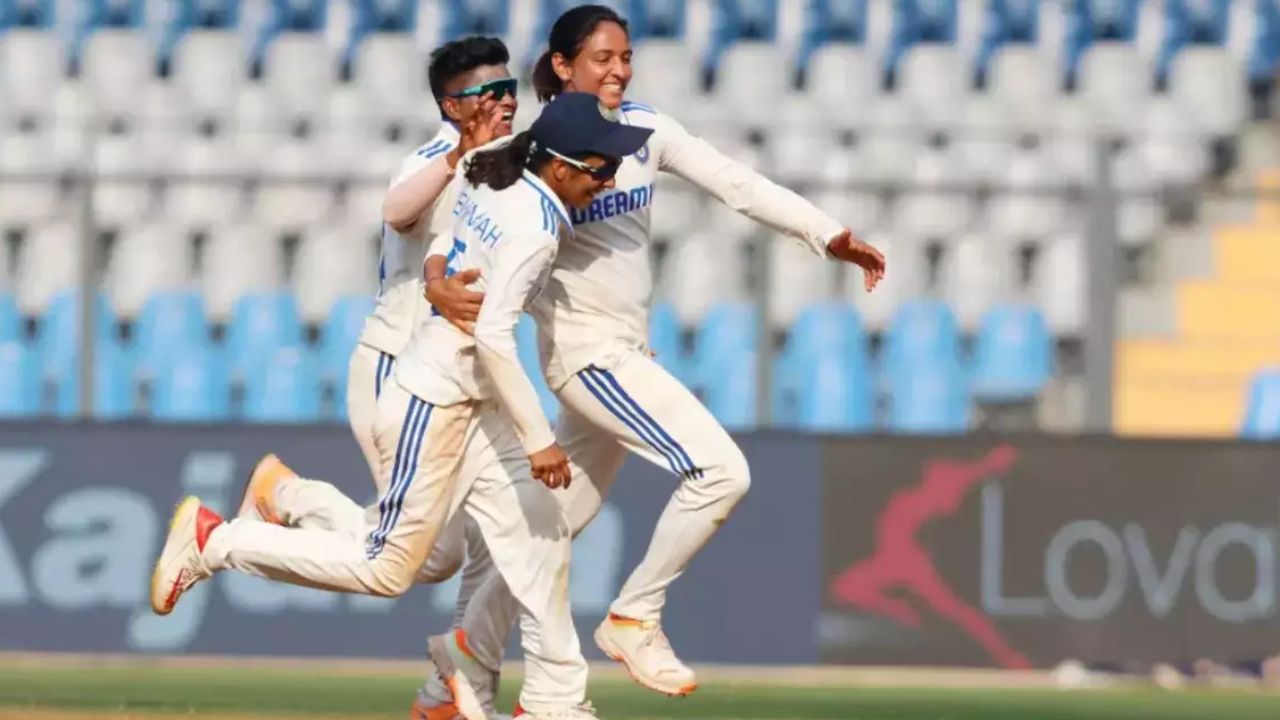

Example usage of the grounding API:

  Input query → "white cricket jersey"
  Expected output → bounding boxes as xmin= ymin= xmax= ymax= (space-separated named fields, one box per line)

xmin=396 ymin=170 xmax=572 ymax=453
xmin=358 ymin=122 xmax=461 ymax=357
xmin=529 ymin=100 xmax=846 ymax=389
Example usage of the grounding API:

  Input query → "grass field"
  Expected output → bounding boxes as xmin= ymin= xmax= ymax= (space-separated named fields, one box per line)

xmin=2 ymin=662 xmax=1280 ymax=720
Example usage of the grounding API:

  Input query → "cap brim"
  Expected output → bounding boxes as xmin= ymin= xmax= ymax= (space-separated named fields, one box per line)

xmin=583 ymin=124 xmax=654 ymax=160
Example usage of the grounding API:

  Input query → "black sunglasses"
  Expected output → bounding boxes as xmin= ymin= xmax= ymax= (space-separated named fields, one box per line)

xmin=447 ymin=77 xmax=518 ymax=101
xmin=547 ymin=148 xmax=622 ymax=181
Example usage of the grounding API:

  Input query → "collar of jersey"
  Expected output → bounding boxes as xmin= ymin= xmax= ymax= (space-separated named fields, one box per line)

xmin=438 ymin=120 xmax=461 ymax=144
xmin=520 ymin=169 xmax=573 ymax=236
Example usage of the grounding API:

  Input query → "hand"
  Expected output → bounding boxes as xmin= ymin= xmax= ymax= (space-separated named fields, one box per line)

xmin=529 ymin=443 xmax=572 ymax=490
xmin=424 ymin=269 xmax=485 ymax=335
xmin=827 ymin=229 xmax=885 ymax=292
xmin=457 ymin=92 xmax=510 ymax=156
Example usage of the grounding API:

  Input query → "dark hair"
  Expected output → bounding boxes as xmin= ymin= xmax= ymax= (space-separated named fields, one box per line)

xmin=427 ymin=36 xmax=510 ymax=103
xmin=531 ymin=4 xmax=629 ymax=102
xmin=464 ymin=132 xmax=554 ymax=190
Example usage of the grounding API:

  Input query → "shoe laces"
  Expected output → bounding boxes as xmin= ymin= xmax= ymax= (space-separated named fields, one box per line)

xmin=639 ymin=622 xmax=674 ymax=654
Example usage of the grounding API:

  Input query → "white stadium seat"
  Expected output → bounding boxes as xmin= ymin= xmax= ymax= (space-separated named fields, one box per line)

xmin=80 ymin=30 xmax=154 ymax=125
xmin=627 ymin=40 xmax=699 ymax=115
xmin=663 ymin=233 xmax=748 ymax=326
xmin=168 ymin=137 xmax=249 ymax=232
xmin=92 ymin=134 xmax=158 ymax=230
xmin=261 ymin=33 xmax=338 ymax=130
xmin=651 ymin=177 xmax=706 ymax=239
xmin=894 ymin=144 xmax=974 ymax=239
xmin=767 ymin=238 xmax=837 ymax=329
xmin=251 ymin=138 xmax=338 ymax=232
xmin=293 ymin=224 xmax=379 ymax=323
xmin=844 ymin=233 xmax=919 ymax=332
xmin=352 ymin=35 xmax=426 ymax=130
xmin=898 ymin=45 xmax=968 ymax=131
xmin=170 ymin=31 xmax=246 ymax=128
xmin=769 ymin=124 xmax=834 ymax=186
xmin=0 ymin=130 xmax=65 ymax=225
xmin=814 ymin=187 xmax=886 ymax=238
xmin=201 ymin=223 xmax=286 ymax=322
xmin=0 ymin=30 xmax=64 ymax=125
xmin=804 ymin=44 xmax=879 ymax=128
xmin=982 ymin=143 xmax=1066 ymax=242
xmin=1037 ymin=233 xmax=1087 ymax=336
xmin=1169 ymin=47 xmax=1247 ymax=138
xmin=711 ymin=42 xmax=790 ymax=126
xmin=1111 ymin=145 xmax=1163 ymax=247
xmin=1077 ymin=43 xmax=1152 ymax=137
xmin=15 ymin=221 xmax=82 ymax=316
xmin=106 ymin=223 xmax=194 ymax=319
xmin=940 ymin=235 xmax=1016 ymax=332
xmin=1139 ymin=98 xmax=1210 ymax=188
xmin=988 ymin=46 xmax=1061 ymax=133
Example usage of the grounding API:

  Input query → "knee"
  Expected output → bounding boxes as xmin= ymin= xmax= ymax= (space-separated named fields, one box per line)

xmin=717 ymin=444 xmax=751 ymax=503
xmin=689 ymin=442 xmax=751 ymax=506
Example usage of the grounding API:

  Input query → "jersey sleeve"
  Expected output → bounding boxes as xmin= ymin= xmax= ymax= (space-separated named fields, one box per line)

xmin=472 ymin=232 xmax=559 ymax=454
xmin=652 ymin=111 xmax=843 ymax=257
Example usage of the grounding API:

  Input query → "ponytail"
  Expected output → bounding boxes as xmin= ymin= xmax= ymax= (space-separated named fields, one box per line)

xmin=531 ymin=50 xmax=562 ymax=103
xmin=465 ymin=132 xmax=536 ymax=190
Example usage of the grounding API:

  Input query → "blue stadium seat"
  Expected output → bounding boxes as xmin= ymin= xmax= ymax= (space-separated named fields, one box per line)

xmin=225 ymin=292 xmax=304 ymax=382
xmin=133 ymin=291 xmax=210 ymax=379
xmin=54 ymin=338 xmax=135 ymax=420
xmin=970 ymin=304 xmax=1052 ymax=401
xmin=37 ymin=292 xmax=116 ymax=379
xmin=705 ymin=0 xmax=779 ymax=74
xmin=648 ymin=301 xmax=688 ymax=383
xmin=243 ymin=345 xmax=322 ymax=423
xmin=630 ymin=0 xmax=686 ymax=39
xmin=887 ymin=359 xmax=970 ymax=434
xmin=321 ymin=295 xmax=375 ymax=382
xmin=252 ymin=0 xmax=327 ymax=68
xmin=886 ymin=0 xmax=958 ymax=78
xmin=773 ymin=303 xmax=873 ymax=432
xmin=883 ymin=299 xmax=963 ymax=385
xmin=694 ymin=302 xmax=759 ymax=429
xmin=160 ymin=0 xmax=242 ymax=67
xmin=0 ymin=294 xmax=19 ymax=343
xmin=441 ymin=0 xmax=510 ymax=40
xmin=344 ymin=0 xmax=417 ymax=70
xmin=976 ymin=0 xmax=1040 ymax=81
xmin=517 ymin=313 xmax=559 ymax=424
xmin=1242 ymin=368 xmax=1280 ymax=439
xmin=152 ymin=344 xmax=231 ymax=422
xmin=0 ymin=341 xmax=40 ymax=418
xmin=1250 ymin=0 xmax=1280 ymax=87
xmin=3 ymin=0 xmax=57 ymax=28
xmin=799 ymin=0 xmax=867 ymax=73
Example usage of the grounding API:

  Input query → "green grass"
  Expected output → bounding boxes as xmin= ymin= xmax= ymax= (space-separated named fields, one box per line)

xmin=1 ymin=665 xmax=1278 ymax=719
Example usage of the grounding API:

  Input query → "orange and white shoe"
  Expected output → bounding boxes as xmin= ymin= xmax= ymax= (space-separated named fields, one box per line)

xmin=427 ymin=630 xmax=492 ymax=720
xmin=594 ymin=614 xmax=697 ymax=697
xmin=236 ymin=453 xmax=295 ymax=524
xmin=514 ymin=702 xmax=598 ymax=720
xmin=150 ymin=496 xmax=223 ymax=615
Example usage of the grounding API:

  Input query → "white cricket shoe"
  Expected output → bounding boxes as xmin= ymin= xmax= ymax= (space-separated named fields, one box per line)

xmin=150 ymin=496 xmax=223 ymax=615
xmin=236 ymin=453 xmax=295 ymax=523
xmin=594 ymin=615 xmax=697 ymax=696
xmin=410 ymin=668 xmax=505 ymax=720
xmin=427 ymin=629 xmax=493 ymax=720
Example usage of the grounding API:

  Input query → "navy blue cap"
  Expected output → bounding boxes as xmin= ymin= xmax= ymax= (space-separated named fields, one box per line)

xmin=530 ymin=92 xmax=653 ymax=160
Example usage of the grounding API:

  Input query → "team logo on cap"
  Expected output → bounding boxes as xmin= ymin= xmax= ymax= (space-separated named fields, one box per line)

xmin=635 ymin=144 xmax=650 ymax=165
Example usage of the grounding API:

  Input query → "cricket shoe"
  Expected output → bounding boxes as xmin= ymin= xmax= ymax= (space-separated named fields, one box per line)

xmin=513 ymin=701 xmax=599 ymax=720
xmin=408 ymin=674 xmax=461 ymax=720
xmin=427 ymin=629 xmax=494 ymax=720
xmin=237 ymin=453 xmax=295 ymax=523
xmin=150 ymin=496 xmax=222 ymax=615
xmin=594 ymin=615 xmax=697 ymax=696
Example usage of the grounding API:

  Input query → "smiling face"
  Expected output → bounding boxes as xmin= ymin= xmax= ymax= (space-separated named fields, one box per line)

xmin=554 ymin=21 xmax=632 ymax=110
xmin=542 ymin=154 xmax=618 ymax=209
xmin=440 ymin=64 xmax=518 ymax=134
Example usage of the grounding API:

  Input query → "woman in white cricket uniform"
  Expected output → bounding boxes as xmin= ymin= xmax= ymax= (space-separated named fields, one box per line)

xmin=417 ymin=4 xmax=887 ymax=708
xmin=149 ymin=92 xmax=654 ymax=720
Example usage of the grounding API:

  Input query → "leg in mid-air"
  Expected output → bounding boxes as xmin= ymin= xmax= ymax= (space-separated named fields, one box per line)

xmin=438 ymin=349 xmax=750 ymax=699
xmin=151 ymin=381 xmax=473 ymax=609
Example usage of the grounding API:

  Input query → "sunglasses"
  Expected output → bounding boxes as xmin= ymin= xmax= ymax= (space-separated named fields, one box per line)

xmin=546 ymin=147 xmax=622 ymax=181
xmin=447 ymin=77 xmax=518 ymax=101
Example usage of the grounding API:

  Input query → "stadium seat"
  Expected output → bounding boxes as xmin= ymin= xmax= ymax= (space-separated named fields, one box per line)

xmin=261 ymin=32 xmax=337 ymax=130
xmin=886 ymin=358 xmax=970 ymax=434
xmin=798 ymin=0 xmax=867 ymax=74
xmin=844 ymin=234 xmax=917 ymax=332
xmin=767 ymin=238 xmax=837 ymax=329
xmin=0 ymin=294 xmax=18 ymax=342
xmin=693 ymin=302 xmax=759 ymax=429
xmin=982 ymin=142 xmax=1066 ymax=242
xmin=665 ymin=232 xmax=747 ymax=326
xmin=321 ymin=294 xmax=375 ymax=383
xmin=0 ymin=341 xmax=40 ymax=417
xmin=251 ymin=139 xmax=338 ymax=232
xmin=80 ymin=29 xmax=155 ymax=124
xmin=151 ymin=343 xmax=231 ymax=422
xmin=169 ymin=137 xmax=248 ymax=232
xmin=648 ymin=300 xmax=688 ymax=382
xmin=92 ymin=133 xmax=157 ymax=232
xmin=885 ymin=0 xmax=958 ymax=80
xmin=106 ymin=225 xmax=193 ymax=321
xmin=772 ymin=302 xmax=873 ymax=431
xmin=1168 ymin=46 xmax=1247 ymax=138
xmin=883 ymin=299 xmax=962 ymax=386
xmin=1138 ymin=97 xmax=1210 ymax=188
xmin=939 ymin=235 xmax=1015 ymax=333
xmin=344 ymin=0 xmax=417 ymax=71
xmin=710 ymin=41 xmax=791 ymax=126
xmin=36 ymin=291 xmax=116 ymax=376
xmin=169 ymin=30 xmax=246 ymax=128
xmin=53 ymin=337 xmax=135 ymax=420
xmin=1110 ymin=145 xmax=1163 ymax=246
xmin=894 ymin=143 xmax=975 ymax=239
xmin=1242 ymin=369 xmax=1280 ymax=440
xmin=351 ymin=34 xmax=425 ymax=131
xmin=987 ymin=45 xmax=1060 ymax=132
xmin=0 ymin=30 xmax=65 ymax=124
xmin=897 ymin=44 xmax=968 ymax=129
xmin=516 ymin=312 xmax=559 ymax=424
xmin=1038 ymin=233 xmax=1087 ymax=336
xmin=626 ymin=40 xmax=698 ymax=114
xmin=294 ymin=223 xmax=379 ymax=324
xmin=242 ymin=345 xmax=322 ymax=423
xmin=15 ymin=222 xmax=82 ymax=317
xmin=1076 ymin=42 xmax=1152 ymax=136
xmin=201 ymin=224 xmax=286 ymax=322
xmin=132 ymin=291 xmax=209 ymax=379
xmin=1158 ymin=0 xmax=1230 ymax=84
xmin=0 ymin=131 xmax=64 ymax=228
xmin=649 ymin=180 xmax=706 ymax=239
xmin=970 ymin=303 xmax=1052 ymax=401
xmin=225 ymin=292 xmax=304 ymax=382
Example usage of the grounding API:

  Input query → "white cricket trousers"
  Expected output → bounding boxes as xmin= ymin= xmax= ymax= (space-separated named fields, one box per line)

xmin=450 ymin=348 xmax=752 ymax=672
xmin=202 ymin=381 xmax=587 ymax=709
xmin=332 ymin=343 xmax=494 ymax=601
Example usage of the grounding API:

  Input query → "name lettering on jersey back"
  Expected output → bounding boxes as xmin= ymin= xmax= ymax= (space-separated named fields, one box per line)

xmin=452 ymin=189 xmax=503 ymax=248
xmin=570 ymin=183 xmax=656 ymax=226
